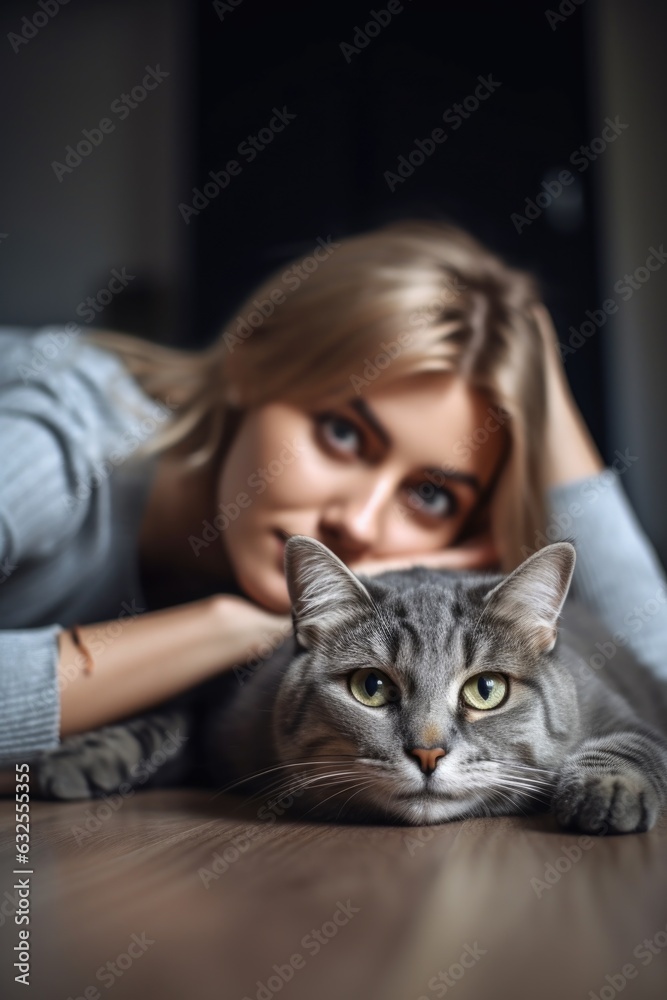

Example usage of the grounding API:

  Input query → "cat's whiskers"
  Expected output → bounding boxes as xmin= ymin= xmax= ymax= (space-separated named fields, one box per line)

xmin=260 ymin=770 xmax=364 ymax=802
xmin=242 ymin=763 xmax=360 ymax=798
xmin=248 ymin=762 xmax=370 ymax=803
xmin=333 ymin=780 xmax=378 ymax=822
xmin=491 ymin=779 xmax=549 ymax=806
xmin=486 ymin=785 xmax=528 ymax=816
xmin=209 ymin=756 xmax=362 ymax=799
xmin=301 ymin=777 xmax=377 ymax=820
xmin=492 ymin=773 xmax=553 ymax=790
xmin=477 ymin=759 xmax=557 ymax=789
xmin=484 ymin=757 xmax=558 ymax=776
xmin=471 ymin=790 xmax=493 ymax=819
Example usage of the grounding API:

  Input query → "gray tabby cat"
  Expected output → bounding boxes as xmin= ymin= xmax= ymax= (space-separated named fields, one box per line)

xmin=33 ymin=536 xmax=667 ymax=835
xmin=202 ymin=535 xmax=667 ymax=834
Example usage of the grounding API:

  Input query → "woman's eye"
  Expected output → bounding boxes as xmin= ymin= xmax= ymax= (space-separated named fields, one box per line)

xmin=316 ymin=414 xmax=362 ymax=455
xmin=315 ymin=413 xmax=458 ymax=520
xmin=405 ymin=482 xmax=458 ymax=519
xmin=349 ymin=668 xmax=400 ymax=707
xmin=461 ymin=672 xmax=508 ymax=711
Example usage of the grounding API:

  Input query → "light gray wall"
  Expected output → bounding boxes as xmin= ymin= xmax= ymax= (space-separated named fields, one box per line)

xmin=588 ymin=0 xmax=667 ymax=564
xmin=0 ymin=0 xmax=193 ymax=344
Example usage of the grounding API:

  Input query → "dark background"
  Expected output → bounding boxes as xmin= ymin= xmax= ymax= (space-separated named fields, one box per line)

xmin=1 ymin=0 xmax=665 ymax=561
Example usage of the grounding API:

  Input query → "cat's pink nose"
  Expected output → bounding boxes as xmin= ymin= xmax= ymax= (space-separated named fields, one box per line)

xmin=410 ymin=747 xmax=446 ymax=774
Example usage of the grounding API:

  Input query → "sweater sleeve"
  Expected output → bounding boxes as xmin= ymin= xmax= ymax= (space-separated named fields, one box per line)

xmin=547 ymin=468 xmax=667 ymax=683
xmin=0 ymin=626 xmax=64 ymax=765
xmin=0 ymin=325 xmax=165 ymax=765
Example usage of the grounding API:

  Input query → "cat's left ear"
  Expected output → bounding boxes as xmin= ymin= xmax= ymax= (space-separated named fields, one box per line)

xmin=283 ymin=535 xmax=376 ymax=650
xmin=482 ymin=542 xmax=576 ymax=654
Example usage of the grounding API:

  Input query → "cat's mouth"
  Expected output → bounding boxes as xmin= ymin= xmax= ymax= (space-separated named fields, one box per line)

xmin=394 ymin=788 xmax=458 ymax=801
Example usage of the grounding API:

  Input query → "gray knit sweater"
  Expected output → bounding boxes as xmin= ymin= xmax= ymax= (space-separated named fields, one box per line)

xmin=1 ymin=325 xmax=666 ymax=765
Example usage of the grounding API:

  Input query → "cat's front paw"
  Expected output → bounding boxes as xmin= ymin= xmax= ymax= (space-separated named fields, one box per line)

xmin=552 ymin=770 xmax=660 ymax=834
xmin=33 ymin=732 xmax=128 ymax=800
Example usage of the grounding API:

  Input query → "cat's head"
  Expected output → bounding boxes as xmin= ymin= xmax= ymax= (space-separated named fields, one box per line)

xmin=272 ymin=535 xmax=580 ymax=824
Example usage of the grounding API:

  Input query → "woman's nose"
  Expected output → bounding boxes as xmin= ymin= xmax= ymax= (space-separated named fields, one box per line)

xmin=319 ymin=472 xmax=395 ymax=555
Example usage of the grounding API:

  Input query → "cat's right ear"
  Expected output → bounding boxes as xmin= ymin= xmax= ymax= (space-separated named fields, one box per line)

xmin=283 ymin=535 xmax=376 ymax=650
xmin=481 ymin=541 xmax=576 ymax=654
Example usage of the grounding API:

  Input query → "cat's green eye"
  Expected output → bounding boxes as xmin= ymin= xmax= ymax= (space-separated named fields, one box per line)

xmin=349 ymin=668 xmax=400 ymax=707
xmin=461 ymin=672 xmax=508 ymax=711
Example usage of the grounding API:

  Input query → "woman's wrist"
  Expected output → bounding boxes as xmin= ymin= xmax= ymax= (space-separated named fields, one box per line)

xmin=211 ymin=594 xmax=293 ymax=659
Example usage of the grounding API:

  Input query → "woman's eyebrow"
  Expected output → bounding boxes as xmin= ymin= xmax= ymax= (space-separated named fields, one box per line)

xmin=348 ymin=398 xmax=482 ymax=495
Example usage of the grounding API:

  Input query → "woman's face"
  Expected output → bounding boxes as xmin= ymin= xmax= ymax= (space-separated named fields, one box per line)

xmin=216 ymin=371 xmax=509 ymax=612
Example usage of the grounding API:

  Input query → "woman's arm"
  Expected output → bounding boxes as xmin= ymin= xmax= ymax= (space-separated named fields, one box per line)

xmin=533 ymin=303 xmax=667 ymax=681
xmin=0 ymin=596 xmax=291 ymax=766
xmin=56 ymin=595 xmax=291 ymax=737
xmin=531 ymin=302 xmax=606 ymax=487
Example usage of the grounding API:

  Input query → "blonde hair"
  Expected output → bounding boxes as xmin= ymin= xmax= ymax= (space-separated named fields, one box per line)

xmin=82 ymin=218 xmax=549 ymax=571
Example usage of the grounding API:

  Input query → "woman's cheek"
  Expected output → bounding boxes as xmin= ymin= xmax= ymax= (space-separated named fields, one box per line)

xmin=259 ymin=436 xmax=334 ymax=507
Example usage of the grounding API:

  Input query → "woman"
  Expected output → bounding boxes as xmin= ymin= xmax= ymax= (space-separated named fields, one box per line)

xmin=1 ymin=218 xmax=665 ymax=768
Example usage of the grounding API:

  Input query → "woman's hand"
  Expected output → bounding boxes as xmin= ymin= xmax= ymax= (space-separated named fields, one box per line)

xmin=530 ymin=302 xmax=605 ymax=488
xmin=347 ymin=528 xmax=501 ymax=578
xmin=215 ymin=594 xmax=293 ymax=660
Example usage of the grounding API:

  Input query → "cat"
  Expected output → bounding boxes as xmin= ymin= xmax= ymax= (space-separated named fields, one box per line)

xmin=32 ymin=536 xmax=667 ymax=835
xmin=201 ymin=535 xmax=667 ymax=833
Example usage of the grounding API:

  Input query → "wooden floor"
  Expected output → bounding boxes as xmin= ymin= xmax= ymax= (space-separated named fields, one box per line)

xmin=0 ymin=789 xmax=666 ymax=1000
